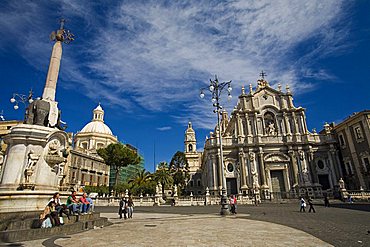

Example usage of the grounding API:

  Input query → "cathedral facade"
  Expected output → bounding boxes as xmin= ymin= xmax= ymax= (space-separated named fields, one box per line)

xmin=188 ymin=77 xmax=343 ymax=199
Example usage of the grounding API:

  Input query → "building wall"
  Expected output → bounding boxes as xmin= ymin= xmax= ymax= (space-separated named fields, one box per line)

xmin=63 ymin=150 xmax=109 ymax=189
xmin=333 ymin=111 xmax=370 ymax=190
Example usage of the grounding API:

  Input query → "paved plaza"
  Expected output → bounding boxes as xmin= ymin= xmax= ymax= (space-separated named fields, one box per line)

xmin=2 ymin=202 xmax=369 ymax=247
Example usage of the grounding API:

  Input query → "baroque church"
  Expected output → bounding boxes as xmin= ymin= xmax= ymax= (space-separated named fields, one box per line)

xmin=185 ymin=76 xmax=342 ymax=199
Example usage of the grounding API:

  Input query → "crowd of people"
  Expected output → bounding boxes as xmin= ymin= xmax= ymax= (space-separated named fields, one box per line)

xmin=39 ymin=191 xmax=95 ymax=228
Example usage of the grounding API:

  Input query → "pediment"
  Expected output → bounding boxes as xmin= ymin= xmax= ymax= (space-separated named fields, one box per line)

xmin=264 ymin=153 xmax=290 ymax=162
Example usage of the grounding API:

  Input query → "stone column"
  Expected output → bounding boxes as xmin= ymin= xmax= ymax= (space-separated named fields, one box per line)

xmin=258 ymin=151 xmax=267 ymax=188
xmin=42 ymin=41 xmax=62 ymax=101
xmin=301 ymin=111 xmax=308 ymax=134
xmin=245 ymin=114 xmax=252 ymax=136
xmin=283 ymin=113 xmax=291 ymax=135
xmin=217 ymin=152 xmax=223 ymax=192
xmin=289 ymin=150 xmax=299 ymax=186
xmin=328 ymin=149 xmax=339 ymax=186
xmin=211 ymin=154 xmax=218 ymax=191
xmin=237 ymin=114 xmax=244 ymax=137
xmin=239 ymin=150 xmax=248 ymax=191
xmin=308 ymin=150 xmax=319 ymax=184
xmin=254 ymin=112 xmax=259 ymax=136
xmin=335 ymin=150 xmax=343 ymax=178
xmin=292 ymin=112 xmax=299 ymax=135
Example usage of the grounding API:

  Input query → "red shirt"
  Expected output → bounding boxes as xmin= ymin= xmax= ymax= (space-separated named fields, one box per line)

xmin=80 ymin=197 xmax=89 ymax=204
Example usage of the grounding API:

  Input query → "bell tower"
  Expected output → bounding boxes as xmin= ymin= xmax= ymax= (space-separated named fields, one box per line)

xmin=185 ymin=122 xmax=196 ymax=153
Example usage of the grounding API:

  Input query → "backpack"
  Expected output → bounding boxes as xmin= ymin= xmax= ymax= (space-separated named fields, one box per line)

xmin=41 ymin=218 xmax=52 ymax=228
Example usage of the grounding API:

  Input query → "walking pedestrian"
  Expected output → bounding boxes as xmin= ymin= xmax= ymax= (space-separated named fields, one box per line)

xmin=300 ymin=197 xmax=306 ymax=212
xmin=233 ymin=195 xmax=237 ymax=214
xmin=118 ymin=197 xmax=128 ymax=219
xmin=308 ymin=197 xmax=316 ymax=213
xmin=127 ymin=196 xmax=134 ymax=219
xmin=324 ymin=196 xmax=330 ymax=207
xmin=229 ymin=195 xmax=236 ymax=214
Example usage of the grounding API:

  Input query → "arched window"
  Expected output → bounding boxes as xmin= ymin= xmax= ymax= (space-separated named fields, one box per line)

xmin=81 ymin=142 xmax=88 ymax=150
xmin=264 ymin=112 xmax=276 ymax=135
xmin=188 ymin=144 xmax=193 ymax=152
xmin=189 ymin=180 xmax=194 ymax=187
xmin=339 ymin=134 xmax=345 ymax=146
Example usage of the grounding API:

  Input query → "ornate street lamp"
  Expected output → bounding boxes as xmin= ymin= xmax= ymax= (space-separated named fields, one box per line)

xmin=10 ymin=89 xmax=33 ymax=110
xmin=0 ymin=110 xmax=4 ymax=121
xmin=200 ymin=75 xmax=232 ymax=215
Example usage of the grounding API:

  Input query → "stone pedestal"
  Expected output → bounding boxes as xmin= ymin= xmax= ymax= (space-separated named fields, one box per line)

xmin=0 ymin=124 xmax=69 ymax=212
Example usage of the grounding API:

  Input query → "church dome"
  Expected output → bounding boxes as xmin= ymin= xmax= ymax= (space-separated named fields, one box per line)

xmin=80 ymin=104 xmax=113 ymax=135
xmin=80 ymin=121 xmax=113 ymax=135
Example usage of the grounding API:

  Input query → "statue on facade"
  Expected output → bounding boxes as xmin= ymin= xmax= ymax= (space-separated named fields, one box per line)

xmin=268 ymin=122 xmax=275 ymax=135
xmin=302 ymin=169 xmax=310 ymax=184
xmin=252 ymin=171 xmax=259 ymax=189
xmin=339 ymin=178 xmax=346 ymax=190
xmin=249 ymin=152 xmax=255 ymax=162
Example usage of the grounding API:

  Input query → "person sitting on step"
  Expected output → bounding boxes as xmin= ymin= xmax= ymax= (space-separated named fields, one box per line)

xmin=79 ymin=192 xmax=91 ymax=214
xmin=66 ymin=191 xmax=81 ymax=215
xmin=40 ymin=201 xmax=61 ymax=227
xmin=49 ymin=192 xmax=70 ymax=219
xmin=86 ymin=193 xmax=95 ymax=212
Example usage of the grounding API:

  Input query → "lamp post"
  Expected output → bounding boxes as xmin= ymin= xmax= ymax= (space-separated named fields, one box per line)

xmin=200 ymin=75 xmax=232 ymax=215
xmin=10 ymin=89 xmax=33 ymax=110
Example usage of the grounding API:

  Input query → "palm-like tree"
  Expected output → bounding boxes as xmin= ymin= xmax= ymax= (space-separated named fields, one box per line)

xmin=153 ymin=162 xmax=173 ymax=198
xmin=128 ymin=169 xmax=152 ymax=194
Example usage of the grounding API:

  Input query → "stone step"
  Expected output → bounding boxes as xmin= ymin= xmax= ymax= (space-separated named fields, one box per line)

xmin=0 ymin=217 xmax=111 ymax=243
xmin=1 ymin=212 xmax=101 ymax=231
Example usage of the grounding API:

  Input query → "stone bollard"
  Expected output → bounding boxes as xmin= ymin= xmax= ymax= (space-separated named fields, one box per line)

xmin=190 ymin=192 xmax=194 ymax=206
xmin=140 ymin=193 xmax=143 ymax=206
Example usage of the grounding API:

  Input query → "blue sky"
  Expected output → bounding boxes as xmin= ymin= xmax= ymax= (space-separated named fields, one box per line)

xmin=0 ymin=1 xmax=369 ymax=172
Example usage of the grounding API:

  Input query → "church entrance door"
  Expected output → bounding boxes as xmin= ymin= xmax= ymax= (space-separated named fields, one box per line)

xmin=318 ymin=174 xmax=330 ymax=190
xmin=226 ymin=178 xmax=238 ymax=196
xmin=270 ymin=170 xmax=286 ymax=199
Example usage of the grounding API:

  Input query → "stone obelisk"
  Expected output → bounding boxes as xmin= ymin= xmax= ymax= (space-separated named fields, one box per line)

xmin=42 ymin=38 xmax=62 ymax=101
xmin=0 ymin=20 xmax=74 ymax=212
xmin=42 ymin=19 xmax=74 ymax=101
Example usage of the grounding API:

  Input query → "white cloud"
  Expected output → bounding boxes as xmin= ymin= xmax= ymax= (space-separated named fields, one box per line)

xmin=0 ymin=0 xmax=351 ymax=130
xmin=157 ymin=126 xmax=172 ymax=131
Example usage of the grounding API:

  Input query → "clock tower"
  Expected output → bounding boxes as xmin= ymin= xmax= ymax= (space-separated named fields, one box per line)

xmin=185 ymin=122 xmax=196 ymax=153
